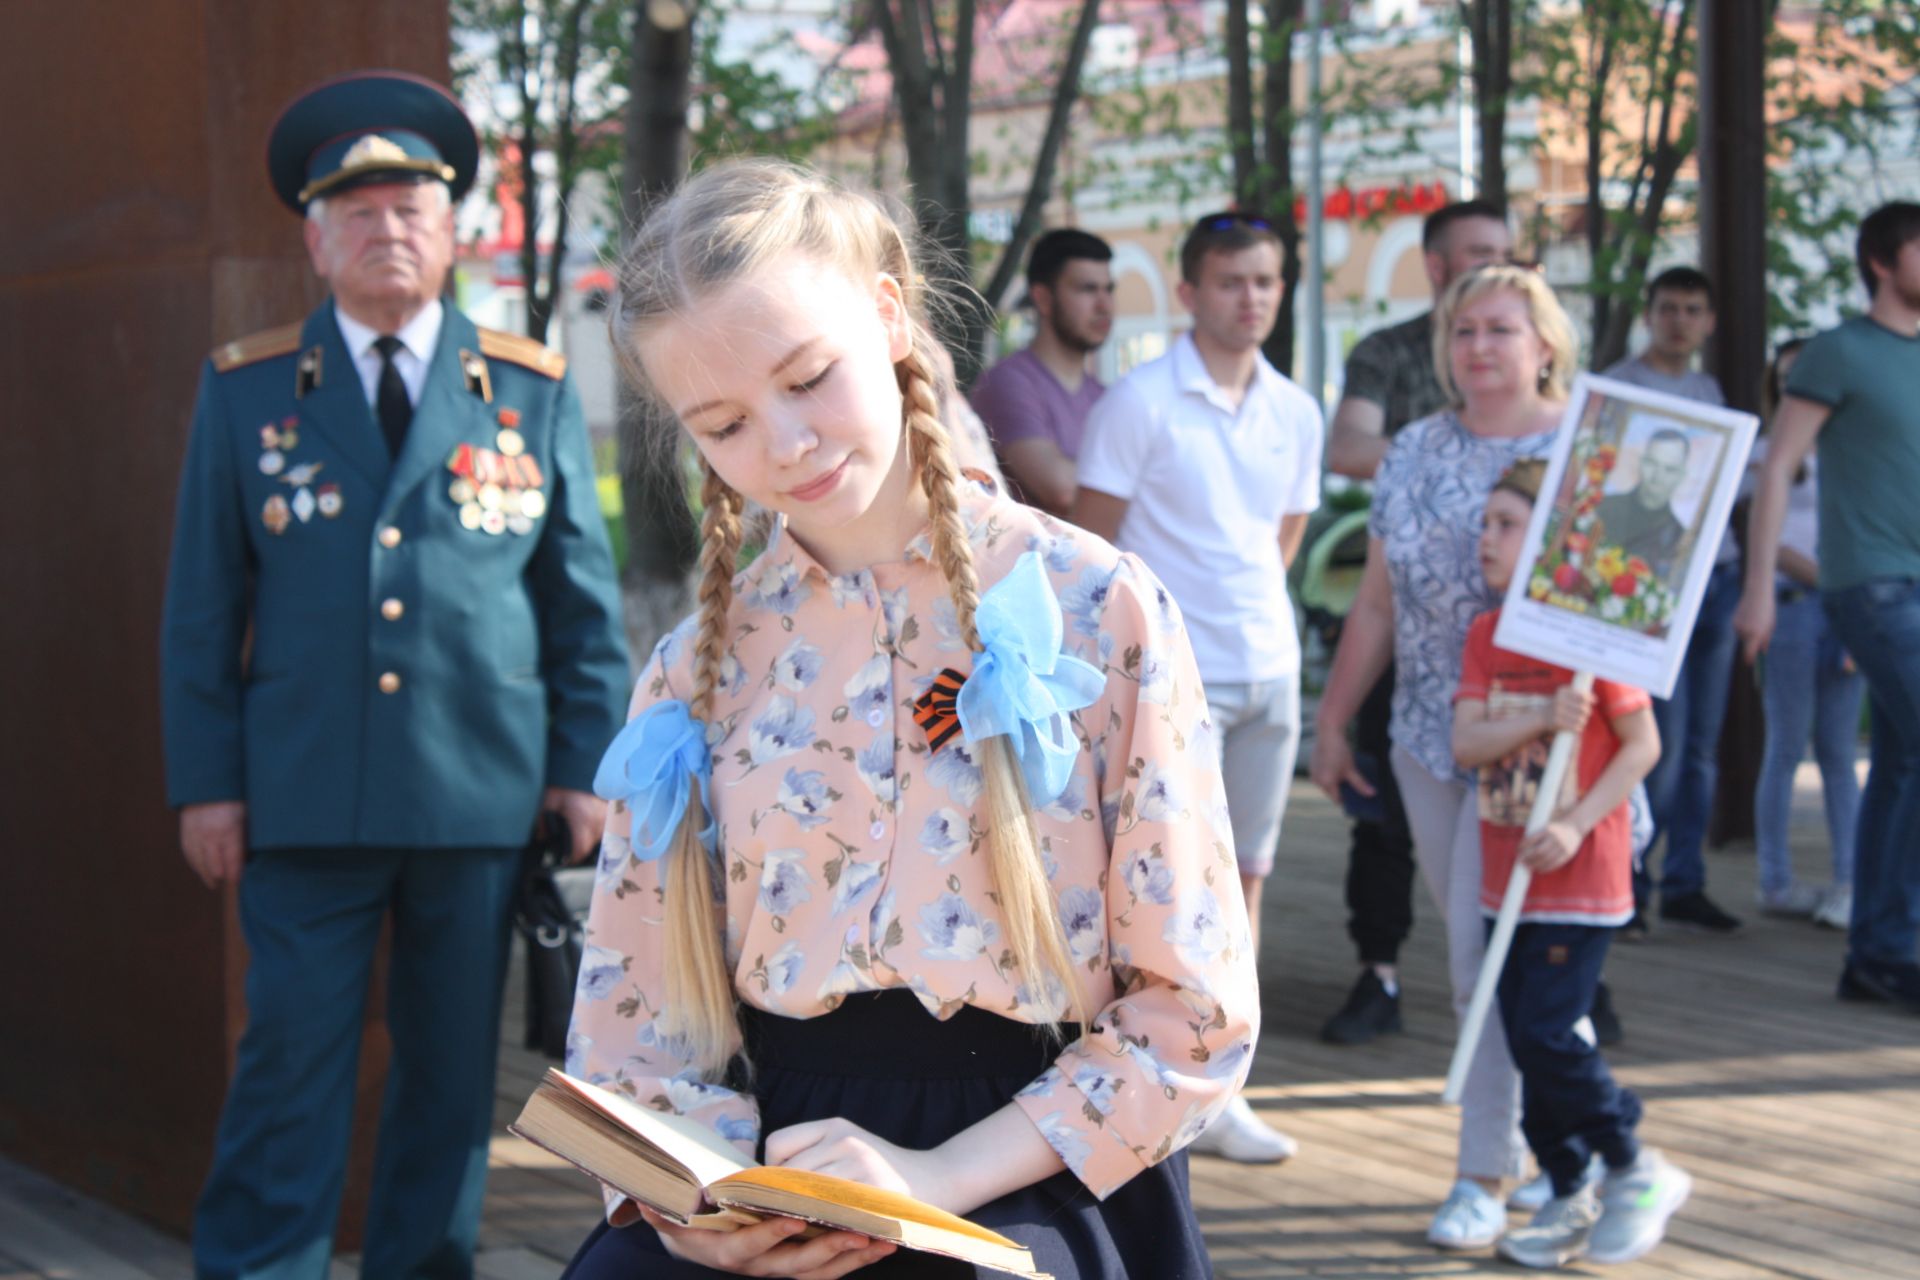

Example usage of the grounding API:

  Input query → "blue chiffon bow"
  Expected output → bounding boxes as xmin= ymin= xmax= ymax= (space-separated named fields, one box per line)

xmin=957 ymin=551 xmax=1105 ymax=807
xmin=591 ymin=700 xmax=715 ymax=862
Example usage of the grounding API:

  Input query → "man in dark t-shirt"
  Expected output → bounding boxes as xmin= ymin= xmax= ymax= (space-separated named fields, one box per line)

xmin=1320 ymin=200 xmax=1510 ymax=1045
xmin=1594 ymin=429 xmax=1690 ymax=579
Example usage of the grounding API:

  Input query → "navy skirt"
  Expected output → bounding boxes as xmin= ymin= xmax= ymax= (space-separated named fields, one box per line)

xmin=560 ymin=991 xmax=1213 ymax=1279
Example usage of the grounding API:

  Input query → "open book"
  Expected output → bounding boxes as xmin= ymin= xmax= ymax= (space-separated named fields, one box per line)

xmin=510 ymin=1068 xmax=1052 ymax=1278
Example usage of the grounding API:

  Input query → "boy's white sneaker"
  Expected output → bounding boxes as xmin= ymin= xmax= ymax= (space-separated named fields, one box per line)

xmin=1186 ymin=1095 xmax=1297 ymax=1163
xmin=1426 ymin=1179 xmax=1506 ymax=1250
xmin=1509 ymin=1153 xmax=1604 ymax=1212
xmin=1497 ymin=1187 xmax=1600 ymax=1269
xmin=1588 ymin=1149 xmax=1692 ymax=1264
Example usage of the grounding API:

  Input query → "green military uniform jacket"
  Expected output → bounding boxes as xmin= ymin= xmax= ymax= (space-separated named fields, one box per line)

xmin=162 ymin=301 xmax=630 ymax=850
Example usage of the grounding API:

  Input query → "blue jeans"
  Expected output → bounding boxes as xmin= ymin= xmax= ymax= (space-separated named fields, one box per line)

xmin=1756 ymin=592 xmax=1864 ymax=896
xmin=1496 ymin=922 xmax=1642 ymax=1197
xmin=1823 ymin=577 xmax=1920 ymax=969
xmin=1644 ymin=561 xmax=1742 ymax=899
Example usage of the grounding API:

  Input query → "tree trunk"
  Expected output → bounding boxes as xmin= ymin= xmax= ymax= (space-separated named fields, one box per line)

xmin=1226 ymin=1 xmax=1258 ymax=206
xmin=978 ymin=1 xmax=1105 ymax=324
xmin=1225 ymin=0 xmax=1303 ymax=377
xmin=1260 ymin=0 xmax=1301 ymax=378
xmin=1583 ymin=11 xmax=1619 ymax=364
xmin=1590 ymin=0 xmax=1696 ymax=370
xmin=534 ymin=0 xmax=595 ymax=348
xmin=1466 ymin=0 xmax=1511 ymax=209
xmin=615 ymin=0 xmax=700 ymax=661
xmin=511 ymin=16 xmax=548 ymax=342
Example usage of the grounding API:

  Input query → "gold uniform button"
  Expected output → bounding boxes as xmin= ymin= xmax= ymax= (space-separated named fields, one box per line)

xmin=378 ymin=672 xmax=402 ymax=694
xmin=380 ymin=598 xmax=405 ymax=621
xmin=378 ymin=526 xmax=403 ymax=548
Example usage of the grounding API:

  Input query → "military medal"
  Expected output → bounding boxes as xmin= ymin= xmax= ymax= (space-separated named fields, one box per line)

xmin=459 ymin=502 xmax=484 ymax=530
xmin=479 ymin=482 xmax=504 ymax=511
xmin=259 ymin=450 xmax=286 ymax=476
xmin=262 ymin=494 xmax=291 ymax=535
xmin=292 ymin=487 xmax=317 ymax=523
xmin=480 ymin=509 xmax=508 ymax=535
xmin=282 ymin=461 xmax=324 ymax=487
xmin=317 ymin=483 xmax=343 ymax=518
xmin=499 ymin=489 xmax=522 ymax=516
xmin=496 ymin=408 xmax=525 ymax=457
xmin=506 ymin=513 xmax=534 ymax=536
xmin=518 ymin=489 xmax=547 ymax=521
xmin=449 ymin=477 xmax=476 ymax=504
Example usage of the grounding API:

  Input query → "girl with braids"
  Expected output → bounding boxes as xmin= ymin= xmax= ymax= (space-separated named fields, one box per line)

xmin=562 ymin=159 xmax=1257 ymax=1279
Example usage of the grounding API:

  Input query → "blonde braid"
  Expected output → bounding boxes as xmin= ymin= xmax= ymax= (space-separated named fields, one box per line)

xmin=663 ymin=463 xmax=746 ymax=1076
xmin=901 ymin=346 xmax=1088 ymax=1028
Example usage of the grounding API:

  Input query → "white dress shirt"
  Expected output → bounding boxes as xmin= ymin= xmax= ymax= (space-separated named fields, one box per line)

xmin=335 ymin=300 xmax=443 ymax=411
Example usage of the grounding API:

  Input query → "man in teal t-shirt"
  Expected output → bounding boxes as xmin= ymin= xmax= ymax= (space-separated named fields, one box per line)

xmin=1737 ymin=201 xmax=1920 ymax=1015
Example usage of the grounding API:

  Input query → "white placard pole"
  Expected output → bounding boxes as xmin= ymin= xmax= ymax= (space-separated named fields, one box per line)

xmin=1441 ymin=671 xmax=1595 ymax=1105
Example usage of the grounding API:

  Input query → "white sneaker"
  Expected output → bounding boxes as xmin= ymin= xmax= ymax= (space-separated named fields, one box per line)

xmin=1813 ymin=884 xmax=1853 ymax=930
xmin=1498 ymin=1187 xmax=1600 ymax=1268
xmin=1588 ymin=1149 xmax=1692 ymax=1264
xmin=1510 ymin=1154 xmax=1604 ymax=1212
xmin=1186 ymin=1095 xmax=1298 ymax=1163
xmin=1426 ymin=1178 xmax=1506 ymax=1250
xmin=1757 ymin=882 xmax=1823 ymax=918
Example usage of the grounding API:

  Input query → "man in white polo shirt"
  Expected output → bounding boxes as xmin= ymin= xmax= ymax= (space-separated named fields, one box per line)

xmin=1072 ymin=210 xmax=1323 ymax=1164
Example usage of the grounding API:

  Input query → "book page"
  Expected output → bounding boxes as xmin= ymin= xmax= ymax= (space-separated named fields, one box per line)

xmin=712 ymin=1166 xmax=1020 ymax=1245
xmin=544 ymin=1069 xmax=752 ymax=1189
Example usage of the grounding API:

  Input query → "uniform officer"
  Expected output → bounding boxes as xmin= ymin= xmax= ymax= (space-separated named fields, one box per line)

xmin=160 ymin=71 xmax=629 ymax=1279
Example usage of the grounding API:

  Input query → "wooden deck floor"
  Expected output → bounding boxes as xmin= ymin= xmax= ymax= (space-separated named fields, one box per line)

xmin=7 ymin=769 xmax=1917 ymax=1279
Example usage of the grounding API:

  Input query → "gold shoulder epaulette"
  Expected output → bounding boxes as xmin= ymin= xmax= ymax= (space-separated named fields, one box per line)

xmin=478 ymin=326 xmax=568 ymax=379
xmin=210 ymin=322 xmax=303 ymax=373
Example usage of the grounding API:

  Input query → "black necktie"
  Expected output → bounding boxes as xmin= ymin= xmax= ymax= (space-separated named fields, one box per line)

xmin=373 ymin=335 xmax=413 ymax=457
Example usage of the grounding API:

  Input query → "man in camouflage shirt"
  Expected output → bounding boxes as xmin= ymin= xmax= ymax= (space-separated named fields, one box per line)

xmin=1319 ymin=200 xmax=1509 ymax=1045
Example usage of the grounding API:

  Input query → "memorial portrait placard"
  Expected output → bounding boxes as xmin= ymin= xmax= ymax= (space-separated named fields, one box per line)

xmin=1494 ymin=373 xmax=1758 ymax=698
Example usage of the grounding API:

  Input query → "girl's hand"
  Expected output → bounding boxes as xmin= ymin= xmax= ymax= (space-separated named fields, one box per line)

xmin=639 ymin=1206 xmax=895 ymax=1278
xmin=1549 ymin=686 xmax=1593 ymax=737
xmin=766 ymin=1117 xmax=958 ymax=1212
xmin=1518 ymin=820 xmax=1582 ymax=873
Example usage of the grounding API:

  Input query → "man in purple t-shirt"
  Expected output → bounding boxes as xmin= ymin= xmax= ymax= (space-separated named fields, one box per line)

xmin=970 ymin=228 xmax=1114 ymax=514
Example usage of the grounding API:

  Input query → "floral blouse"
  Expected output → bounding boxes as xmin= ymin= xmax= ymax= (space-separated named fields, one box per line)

xmin=1369 ymin=411 xmax=1556 ymax=781
xmin=568 ymin=476 xmax=1259 ymax=1204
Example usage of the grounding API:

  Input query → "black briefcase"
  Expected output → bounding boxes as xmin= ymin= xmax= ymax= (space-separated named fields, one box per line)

xmin=514 ymin=816 xmax=596 ymax=1060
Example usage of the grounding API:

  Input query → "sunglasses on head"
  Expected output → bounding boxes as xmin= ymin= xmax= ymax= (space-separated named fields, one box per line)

xmin=1195 ymin=211 xmax=1274 ymax=232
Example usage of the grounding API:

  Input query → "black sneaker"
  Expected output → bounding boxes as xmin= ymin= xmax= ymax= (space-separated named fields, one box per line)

xmin=1589 ymin=981 xmax=1624 ymax=1046
xmin=1320 ymin=971 xmax=1403 ymax=1044
xmin=1659 ymin=891 xmax=1743 ymax=935
xmin=1837 ymin=960 xmax=1920 ymax=1013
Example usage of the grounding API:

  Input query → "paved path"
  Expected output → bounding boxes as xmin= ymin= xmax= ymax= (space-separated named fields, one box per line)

xmin=7 ymin=770 xmax=1916 ymax=1279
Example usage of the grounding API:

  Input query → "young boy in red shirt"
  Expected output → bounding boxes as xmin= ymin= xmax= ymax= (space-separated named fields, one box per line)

xmin=1453 ymin=458 xmax=1692 ymax=1268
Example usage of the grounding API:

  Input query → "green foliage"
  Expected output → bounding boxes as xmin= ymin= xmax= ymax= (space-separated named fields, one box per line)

xmin=689 ymin=17 xmax=841 ymax=164
xmin=1323 ymin=0 xmax=1919 ymax=353
xmin=1762 ymin=1 xmax=1920 ymax=333
xmin=451 ymin=1 xmax=838 ymax=245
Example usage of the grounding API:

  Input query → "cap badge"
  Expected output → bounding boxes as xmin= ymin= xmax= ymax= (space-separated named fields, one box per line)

xmin=342 ymin=134 xmax=410 ymax=168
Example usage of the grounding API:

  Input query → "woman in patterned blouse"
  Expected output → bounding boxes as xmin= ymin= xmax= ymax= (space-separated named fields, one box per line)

xmin=1310 ymin=264 xmax=1576 ymax=1256
xmin=558 ymin=160 xmax=1258 ymax=1279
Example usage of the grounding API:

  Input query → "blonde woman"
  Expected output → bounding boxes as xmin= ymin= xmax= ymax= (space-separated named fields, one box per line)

xmin=561 ymin=159 xmax=1258 ymax=1278
xmin=1311 ymin=264 xmax=1575 ymax=1254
